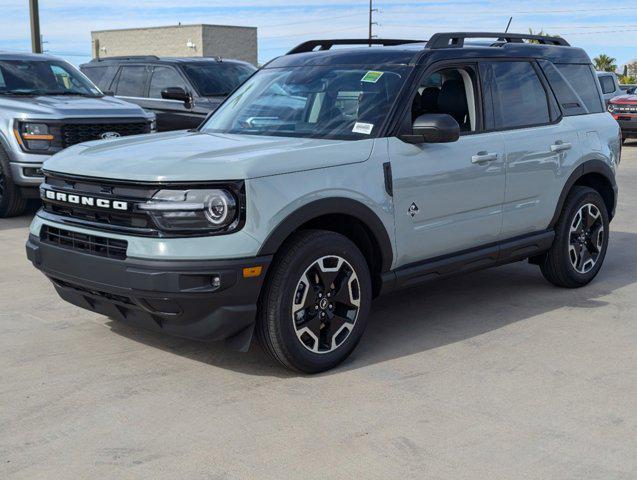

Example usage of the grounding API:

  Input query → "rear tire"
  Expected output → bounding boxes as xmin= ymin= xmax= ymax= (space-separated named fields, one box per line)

xmin=540 ymin=186 xmax=609 ymax=288
xmin=257 ymin=230 xmax=372 ymax=373
xmin=0 ymin=147 xmax=28 ymax=218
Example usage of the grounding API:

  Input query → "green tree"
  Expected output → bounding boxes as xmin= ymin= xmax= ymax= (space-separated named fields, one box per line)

xmin=527 ymin=28 xmax=560 ymax=43
xmin=619 ymin=75 xmax=636 ymax=85
xmin=593 ymin=54 xmax=617 ymax=73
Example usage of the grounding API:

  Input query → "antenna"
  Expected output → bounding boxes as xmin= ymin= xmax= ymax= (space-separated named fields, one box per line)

xmin=504 ymin=17 xmax=513 ymax=33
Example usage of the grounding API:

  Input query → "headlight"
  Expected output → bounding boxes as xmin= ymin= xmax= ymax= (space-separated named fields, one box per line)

xmin=139 ymin=189 xmax=238 ymax=232
xmin=608 ymin=104 xmax=618 ymax=113
xmin=15 ymin=122 xmax=55 ymax=152
xmin=149 ymin=118 xmax=157 ymax=133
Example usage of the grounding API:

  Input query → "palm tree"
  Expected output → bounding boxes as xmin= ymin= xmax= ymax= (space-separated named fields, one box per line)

xmin=527 ymin=28 xmax=560 ymax=44
xmin=593 ymin=54 xmax=617 ymax=73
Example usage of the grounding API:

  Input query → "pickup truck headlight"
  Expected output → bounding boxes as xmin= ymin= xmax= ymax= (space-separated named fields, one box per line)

xmin=139 ymin=189 xmax=238 ymax=232
xmin=15 ymin=122 xmax=55 ymax=152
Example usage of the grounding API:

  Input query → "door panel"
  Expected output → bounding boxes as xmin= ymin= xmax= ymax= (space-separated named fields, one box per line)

xmin=389 ymin=132 xmax=506 ymax=267
xmin=500 ymin=121 xmax=581 ymax=237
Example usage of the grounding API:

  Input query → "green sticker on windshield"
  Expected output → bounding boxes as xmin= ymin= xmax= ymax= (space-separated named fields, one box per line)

xmin=361 ymin=71 xmax=384 ymax=83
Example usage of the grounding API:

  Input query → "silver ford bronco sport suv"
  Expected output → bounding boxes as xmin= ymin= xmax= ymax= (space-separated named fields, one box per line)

xmin=26 ymin=33 xmax=620 ymax=373
xmin=0 ymin=52 xmax=155 ymax=217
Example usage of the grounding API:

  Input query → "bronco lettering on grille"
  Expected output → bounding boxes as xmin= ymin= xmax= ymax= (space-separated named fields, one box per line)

xmin=44 ymin=189 xmax=129 ymax=211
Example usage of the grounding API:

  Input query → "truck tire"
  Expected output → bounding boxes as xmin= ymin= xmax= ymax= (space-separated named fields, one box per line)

xmin=0 ymin=147 xmax=28 ymax=218
xmin=257 ymin=230 xmax=372 ymax=373
xmin=540 ymin=186 xmax=609 ymax=288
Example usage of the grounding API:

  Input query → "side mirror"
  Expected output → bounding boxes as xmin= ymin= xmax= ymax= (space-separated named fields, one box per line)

xmin=161 ymin=87 xmax=191 ymax=105
xmin=399 ymin=113 xmax=460 ymax=144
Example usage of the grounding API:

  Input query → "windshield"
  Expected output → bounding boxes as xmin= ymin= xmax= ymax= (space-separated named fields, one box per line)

xmin=0 ymin=59 xmax=101 ymax=97
xmin=182 ymin=63 xmax=256 ymax=96
xmin=200 ymin=65 xmax=411 ymax=140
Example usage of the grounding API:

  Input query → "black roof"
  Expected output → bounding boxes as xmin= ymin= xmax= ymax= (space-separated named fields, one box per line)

xmin=266 ymin=32 xmax=590 ymax=69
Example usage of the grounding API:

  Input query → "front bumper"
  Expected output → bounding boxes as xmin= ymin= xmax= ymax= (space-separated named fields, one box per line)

xmin=10 ymin=161 xmax=45 ymax=187
xmin=613 ymin=114 xmax=637 ymax=137
xmin=26 ymin=234 xmax=271 ymax=350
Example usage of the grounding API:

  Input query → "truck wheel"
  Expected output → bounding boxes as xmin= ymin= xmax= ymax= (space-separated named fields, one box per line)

xmin=540 ymin=186 xmax=609 ymax=288
xmin=0 ymin=148 xmax=28 ymax=218
xmin=257 ymin=230 xmax=372 ymax=373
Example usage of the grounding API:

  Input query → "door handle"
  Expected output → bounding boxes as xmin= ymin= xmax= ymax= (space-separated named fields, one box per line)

xmin=550 ymin=142 xmax=572 ymax=153
xmin=471 ymin=152 xmax=499 ymax=164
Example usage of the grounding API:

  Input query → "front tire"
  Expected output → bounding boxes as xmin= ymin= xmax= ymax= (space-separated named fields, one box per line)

xmin=0 ymin=147 xmax=28 ymax=218
xmin=540 ymin=186 xmax=609 ymax=288
xmin=257 ymin=230 xmax=372 ymax=373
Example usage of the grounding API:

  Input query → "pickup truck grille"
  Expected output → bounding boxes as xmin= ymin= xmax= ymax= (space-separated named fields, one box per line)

xmin=41 ymin=225 xmax=128 ymax=260
xmin=60 ymin=122 xmax=150 ymax=148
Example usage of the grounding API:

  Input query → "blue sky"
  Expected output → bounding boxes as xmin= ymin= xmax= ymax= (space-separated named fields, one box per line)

xmin=3 ymin=1 xmax=637 ymax=68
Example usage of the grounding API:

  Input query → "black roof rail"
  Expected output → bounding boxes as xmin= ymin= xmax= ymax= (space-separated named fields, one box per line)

xmin=90 ymin=55 xmax=160 ymax=63
xmin=427 ymin=32 xmax=570 ymax=49
xmin=287 ymin=38 xmax=425 ymax=55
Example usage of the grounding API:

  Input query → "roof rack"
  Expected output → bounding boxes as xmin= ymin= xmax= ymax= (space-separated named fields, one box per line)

xmin=287 ymin=38 xmax=425 ymax=55
xmin=91 ymin=55 xmax=160 ymax=62
xmin=427 ymin=32 xmax=570 ymax=49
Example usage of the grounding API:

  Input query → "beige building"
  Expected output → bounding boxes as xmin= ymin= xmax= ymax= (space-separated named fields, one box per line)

xmin=91 ymin=24 xmax=258 ymax=65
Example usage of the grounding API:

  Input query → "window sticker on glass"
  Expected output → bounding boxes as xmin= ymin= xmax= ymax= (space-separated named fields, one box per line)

xmin=361 ymin=71 xmax=384 ymax=83
xmin=353 ymin=122 xmax=374 ymax=135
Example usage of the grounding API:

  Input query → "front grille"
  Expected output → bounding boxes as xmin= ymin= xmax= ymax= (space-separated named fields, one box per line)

xmin=614 ymin=105 xmax=637 ymax=114
xmin=60 ymin=122 xmax=149 ymax=148
xmin=41 ymin=225 xmax=128 ymax=260
xmin=44 ymin=202 xmax=154 ymax=230
xmin=41 ymin=173 xmax=160 ymax=235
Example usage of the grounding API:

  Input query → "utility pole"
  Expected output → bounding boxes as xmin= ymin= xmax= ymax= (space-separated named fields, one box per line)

xmin=29 ymin=0 xmax=43 ymax=53
xmin=368 ymin=0 xmax=378 ymax=46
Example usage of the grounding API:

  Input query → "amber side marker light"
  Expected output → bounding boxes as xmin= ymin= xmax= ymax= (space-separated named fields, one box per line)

xmin=243 ymin=266 xmax=263 ymax=278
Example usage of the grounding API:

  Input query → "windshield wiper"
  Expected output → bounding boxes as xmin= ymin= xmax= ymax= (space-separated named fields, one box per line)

xmin=0 ymin=91 xmax=39 ymax=96
xmin=49 ymin=91 xmax=99 ymax=97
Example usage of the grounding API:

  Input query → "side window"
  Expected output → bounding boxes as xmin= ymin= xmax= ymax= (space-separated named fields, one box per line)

xmin=149 ymin=66 xmax=188 ymax=99
xmin=412 ymin=66 xmax=479 ymax=132
xmin=555 ymin=64 xmax=604 ymax=114
xmin=81 ymin=66 xmax=108 ymax=86
xmin=485 ymin=61 xmax=550 ymax=129
xmin=599 ymin=76 xmax=616 ymax=95
xmin=114 ymin=66 xmax=148 ymax=97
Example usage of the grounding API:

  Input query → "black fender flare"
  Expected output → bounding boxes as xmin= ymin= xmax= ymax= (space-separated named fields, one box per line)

xmin=258 ymin=197 xmax=394 ymax=272
xmin=549 ymin=159 xmax=618 ymax=228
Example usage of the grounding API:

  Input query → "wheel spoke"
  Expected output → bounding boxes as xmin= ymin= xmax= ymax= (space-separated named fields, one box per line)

xmin=291 ymin=255 xmax=361 ymax=354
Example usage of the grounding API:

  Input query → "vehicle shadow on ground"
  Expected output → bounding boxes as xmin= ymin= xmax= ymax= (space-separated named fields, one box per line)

xmin=106 ymin=230 xmax=637 ymax=378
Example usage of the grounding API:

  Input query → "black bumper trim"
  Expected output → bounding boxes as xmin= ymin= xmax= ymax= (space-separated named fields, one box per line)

xmin=26 ymin=234 xmax=271 ymax=348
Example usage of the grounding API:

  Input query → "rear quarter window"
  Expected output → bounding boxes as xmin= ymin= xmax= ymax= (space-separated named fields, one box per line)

xmin=555 ymin=64 xmax=604 ymax=114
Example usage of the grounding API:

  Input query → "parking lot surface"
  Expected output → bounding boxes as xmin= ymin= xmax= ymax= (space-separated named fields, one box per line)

xmin=2 ymin=145 xmax=636 ymax=480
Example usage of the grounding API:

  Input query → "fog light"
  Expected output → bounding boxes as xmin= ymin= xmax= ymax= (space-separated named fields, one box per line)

xmin=211 ymin=275 xmax=221 ymax=289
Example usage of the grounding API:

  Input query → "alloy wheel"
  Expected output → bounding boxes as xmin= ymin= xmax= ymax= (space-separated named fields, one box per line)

xmin=568 ymin=203 xmax=605 ymax=274
xmin=292 ymin=255 xmax=361 ymax=354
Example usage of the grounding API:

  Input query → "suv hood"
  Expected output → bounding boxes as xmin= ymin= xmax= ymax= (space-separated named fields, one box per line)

xmin=0 ymin=94 xmax=148 ymax=118
xmin=610 ymin=94 xmax=637 ymax=105
xmin=44 ymin=130 xmax=374 ymax=181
